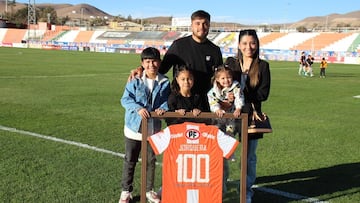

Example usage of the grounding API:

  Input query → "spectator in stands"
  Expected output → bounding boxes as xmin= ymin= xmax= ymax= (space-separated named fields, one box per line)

xmin=320 ymin=57 xmax=328 ymax=78
xmin=129 ymin=10 xmax=223 ymax=111
xmin=225 ymin=29 xmax=271 ymax=203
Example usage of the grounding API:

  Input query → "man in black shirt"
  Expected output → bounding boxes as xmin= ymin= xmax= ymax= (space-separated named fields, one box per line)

xmin=129 ymin=10 xmax=223 ymax=110
xmin=159 ymin=10 xmax=223 ymax=100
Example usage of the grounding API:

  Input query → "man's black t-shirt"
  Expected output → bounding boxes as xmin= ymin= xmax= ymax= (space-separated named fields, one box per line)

xmin=159 ymin=35 xmax=223 ymax=96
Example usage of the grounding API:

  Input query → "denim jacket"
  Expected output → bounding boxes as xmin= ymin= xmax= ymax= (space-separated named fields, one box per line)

xmin=121 ymin=72 xmax=170 ymax=140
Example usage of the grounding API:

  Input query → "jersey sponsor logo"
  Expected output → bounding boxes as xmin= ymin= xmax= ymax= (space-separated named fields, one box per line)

xmin=202 ymin=132 xmax=215 ymax=139
xmin=171 ymin=133 xmax=183 ymax=138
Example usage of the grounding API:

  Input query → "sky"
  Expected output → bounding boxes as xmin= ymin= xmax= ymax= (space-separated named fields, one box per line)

xmin=17 ymin=0 xmax=360 ymax=25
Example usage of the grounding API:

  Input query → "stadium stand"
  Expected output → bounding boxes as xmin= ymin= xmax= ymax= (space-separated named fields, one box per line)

xmin=57 ymin=30 xmax=80 ymax=42
xmin=214 ymin=32 xmax=237 ymax=48
xmin=143 ymin=40 xmax=164 ymax=46
xmin=207 ymin=32 xmax=221 ymax=41
xmin=322 ymin=33 xmax=359 ymax=52
xmin=262 ymin=32 xmax=319 ymax=50
xmin=291 ymin=33 xmax=352 ymax=51
xmin=42 ymin=29 xmax=63 ymax=41
xmin=259 ymin=32 xmax=287 ymax=47
xmin=256 ymin=32 xmax=271 ymax=43
xmin=25 ymin=29 xmax=46 ymax=41
xmin=256 ymin=32 xmax=271 ymax=39
xmin=134 ymin=31 xmax=165 ymax=40
xmin=89 ymin=30 xmax=107 ymax=44
xmin=2 ymin=28 xmax=26 ymax=43
xmin=52 ymin=31 xmax=69 ymax=41
xmin=1 ymin=27 xmax=359 ymax=64
xmin=0 ymin=28 xmax=7 ymax=42
xmin=74 ymin=31 xmax=95 ymax=43
xmin=346 ymin=34 xmax=360 ymax=52
xmin=106 ymin=39 xmax=126 ymax=45
xmin=161 ymin=31 xmax=182 ymax=41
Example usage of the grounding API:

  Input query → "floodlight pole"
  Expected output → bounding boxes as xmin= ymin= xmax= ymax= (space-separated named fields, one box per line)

xmin=80 ymin=7 xmax=84 ymax=27
xmin=27 ymin=0 xmax=36 ymax=48
xmin=141 ymin=112 xmax=248 ymax=203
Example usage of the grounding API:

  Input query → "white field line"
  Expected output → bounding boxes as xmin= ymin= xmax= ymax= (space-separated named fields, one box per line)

xmin=0 ymin=73 xmax=129 ymax=79
xmin=0 ymin=125 xmax=326 ymax=202
xmin=0 ymin=125 xmax=125 ymax=158
xmin=253 ymin=185 xmax=328 ymax=203
xmin=0 ymin=125 xmax=159 ymax=165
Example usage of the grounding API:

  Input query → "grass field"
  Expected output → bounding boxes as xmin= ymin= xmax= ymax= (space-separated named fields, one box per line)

xmin=0 ymin=47 xmax=359 ymax=203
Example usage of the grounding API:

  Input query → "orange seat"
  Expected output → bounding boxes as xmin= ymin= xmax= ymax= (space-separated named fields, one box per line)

xmin=291 ymin=33 xmax=352 ymax=51
xmin=2 ymin=29 xmax=27 ymax=43
xmin=260 ymin=33 xmax=287 ymax=46
xmin=74 ymin=31 xmax=95 ymax=43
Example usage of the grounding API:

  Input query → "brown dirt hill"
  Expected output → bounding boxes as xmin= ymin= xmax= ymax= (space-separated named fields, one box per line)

xmin=145 ymin=11 xmax=360 ymax=29
xmin=0 ymin=1 xmax=111 ymax=19
xmin=289 ymin=11 xmax=360 ymax=28
xmin=0 ymin=1 xmax=27 ymax=12
xmin=1 ymin=1 xmax=359 ymax=28
xmin=53 ymin=3 xmax=111 ymax=19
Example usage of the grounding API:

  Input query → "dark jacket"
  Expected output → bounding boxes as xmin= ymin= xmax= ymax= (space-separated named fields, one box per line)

xmin=225 ymin=57 xmax=271 ymax=139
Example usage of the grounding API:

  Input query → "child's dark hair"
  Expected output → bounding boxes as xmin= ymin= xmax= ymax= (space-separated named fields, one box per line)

xmin=141 ymin=47 xmax=160 ymax=61
xmin=171 ymin=65 xmax=193 ymax=94
xmin=211 ymin=64 xmax=233 ymax=85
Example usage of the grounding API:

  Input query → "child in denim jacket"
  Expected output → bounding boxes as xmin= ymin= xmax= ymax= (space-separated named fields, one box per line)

xmin=119 ymin=47 xmax=170 ymax=203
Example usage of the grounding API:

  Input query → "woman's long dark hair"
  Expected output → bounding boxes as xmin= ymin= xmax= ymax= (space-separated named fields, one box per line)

xmin=237 ymin=29 xmax=260 ymax=87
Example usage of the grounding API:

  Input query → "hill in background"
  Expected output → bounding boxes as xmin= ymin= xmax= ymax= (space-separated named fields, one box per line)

xmin=1 ymin=1 xmax=360 ymax=29
xmin=289 ymin=10 xmax=360 ymax=29
xmin=0 ymin=1 xmax=111 ymax=20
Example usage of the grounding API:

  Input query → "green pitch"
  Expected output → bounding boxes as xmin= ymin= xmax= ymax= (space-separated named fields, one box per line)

xmin=0 ymin=47 xmax=359 ymax=202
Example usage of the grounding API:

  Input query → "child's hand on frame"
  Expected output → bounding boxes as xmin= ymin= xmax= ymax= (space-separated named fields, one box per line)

xmin=215 ymin=109 xmax=225 ymax=117
xmin=192 ymin=108 xmax=201 ymax=116
xmin=138 ymin=108 xmax=150 ymax=119
xmin=175 ymin=109 xmax=186 ymax=115
xmin=155 ymin=108 xmax=166 ymax=116
xmin=233 ymin=108 xmax=241 ymax=117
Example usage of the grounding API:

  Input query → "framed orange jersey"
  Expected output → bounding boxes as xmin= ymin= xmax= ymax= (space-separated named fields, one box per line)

xmin=148 ymin=122 xmax=239 ymax=203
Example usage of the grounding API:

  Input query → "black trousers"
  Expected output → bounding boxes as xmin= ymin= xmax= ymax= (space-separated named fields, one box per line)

xmin=121 ymin=137 xmax=156 ymax=192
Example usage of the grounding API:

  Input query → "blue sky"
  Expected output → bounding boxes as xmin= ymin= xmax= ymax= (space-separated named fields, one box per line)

xmin=19 ymin=0 xmax=360 ymax=24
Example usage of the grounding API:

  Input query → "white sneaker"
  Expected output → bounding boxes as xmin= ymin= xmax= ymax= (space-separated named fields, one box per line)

xmin=146 ymin=190 xmax=161 ymax=203
xmin=119 ymin=191 xmax=132 ymax=203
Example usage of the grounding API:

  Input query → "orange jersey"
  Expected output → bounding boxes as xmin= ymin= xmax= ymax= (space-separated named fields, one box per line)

xmin=148 ymin=122 xmax=239 ymax=203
